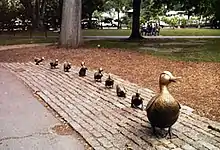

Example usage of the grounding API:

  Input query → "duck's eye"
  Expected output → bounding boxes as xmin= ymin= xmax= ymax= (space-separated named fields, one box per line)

xmin=162 ymin=74 xmax=170 ymax=81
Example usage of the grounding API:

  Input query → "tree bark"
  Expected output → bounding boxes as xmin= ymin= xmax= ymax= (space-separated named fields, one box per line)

xmin=32 ymin=0 xmax=37 ymax=30
xmin=117 ymin=9 xmax=120 ymax=29
xmin=39 ymin=0 xmax=46 ymax=28
xmin=32 ymin=0 xmax=44 ymax=30
xmin=20 ymin=0 xmax=45 ymax=30
xmin=59 ymin=0 xmax=63 ymax=26
xmin=59 ymin=0 xmax=82 ymax=48
xmin=35 ymin=0 xmax=40 ymax=29
xmin=20 ymin=0 xmax=33 ymax=19
xmin=88 ymin=12 xmax=93 ymax=29
xmin=129 ymin=0 xmax=142 ymax=40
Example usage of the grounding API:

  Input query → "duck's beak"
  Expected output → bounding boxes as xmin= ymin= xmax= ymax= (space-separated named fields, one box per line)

xmin=170 ymin=76 xmax=181 ymax=82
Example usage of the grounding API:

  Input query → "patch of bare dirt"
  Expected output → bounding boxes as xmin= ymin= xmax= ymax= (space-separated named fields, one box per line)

xmin=52 ymin=124 xmax=74 ymax=135
xmin=0 ymin=46 xmax=219 ymax=122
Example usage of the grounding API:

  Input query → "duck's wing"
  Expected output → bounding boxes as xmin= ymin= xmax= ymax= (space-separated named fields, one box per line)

xmin=146 ymin=95 xmax=159 ymax=110
xmin=177 ymin=101 xmax=181 ymax=109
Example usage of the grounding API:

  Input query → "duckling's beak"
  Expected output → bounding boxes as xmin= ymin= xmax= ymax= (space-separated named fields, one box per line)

xmin=170 ymin=76 xmax=181 ymax=82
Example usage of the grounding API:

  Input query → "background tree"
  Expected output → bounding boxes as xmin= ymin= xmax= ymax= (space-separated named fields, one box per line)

xmin=82 ymin=0 xmax=106 ymax=29
xmin=44 ymin=0 xmax=60 ymax=30
xmin=20 ymin=0 xmax=47 ymax=30
xmin=60 ymin=0 xmax=82 ymax=48
xmin=129 ymin=0 xmax=142 ymax=39
xmin=0 ymin=0 xmax=24 ymax=31
xmin=141 ymin=0 xmax=164 ymax=22
xmin=103 ymin=0 xmax=131 ymax=29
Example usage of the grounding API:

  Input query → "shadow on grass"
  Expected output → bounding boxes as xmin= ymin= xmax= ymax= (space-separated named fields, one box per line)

xmin=83 ymin=38 xmax=220 ymax=62
xmin=1 ymin=35 xmax=219 ymax=62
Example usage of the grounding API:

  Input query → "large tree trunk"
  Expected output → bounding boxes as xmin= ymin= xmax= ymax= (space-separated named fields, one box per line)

xmin=20 ymin=0 xmax=33 ymax=19
xmin=39 ymin=0 xmax=46 ymax=28
xmin=32 ymin=0 xmax=37 ymax=30
xmin=32 ymin=0 xmax=41 ymax=30
xmin=35 ymin=0 xmax=40 ymax=29
xmin=129 ymin=0 xmax=142 ymax=40
xmin=88 ymin=12 xmax=93 ymax=29
xmin=32 ymin=0 xmax=46 ymax=30
xmin=59 ymin=0 xmax=82 ymax=48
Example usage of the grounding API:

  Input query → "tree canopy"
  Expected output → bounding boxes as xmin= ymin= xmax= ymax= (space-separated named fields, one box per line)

xmin=0 ymin=0 xmax=220 ymax=32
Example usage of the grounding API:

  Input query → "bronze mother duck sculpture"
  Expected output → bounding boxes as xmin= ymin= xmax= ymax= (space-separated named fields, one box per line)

xmin=146 ymin=71 xmax=181 ymax=138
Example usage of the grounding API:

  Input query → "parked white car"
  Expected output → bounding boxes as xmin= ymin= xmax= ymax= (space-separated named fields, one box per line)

xmin=159 ymin=21 xmax=170 ymax=28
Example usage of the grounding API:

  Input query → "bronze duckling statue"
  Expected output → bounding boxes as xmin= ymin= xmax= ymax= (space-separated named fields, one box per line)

xmin=50 ymin=59 xmax=59 ymax=69
xmin=146 ymin=71 xmax=181 ymax=139
xmin=131 ymin=91 xmax=144 ymax=110
xmin=64 ymin=61 xmax=71 ymax=72
xmin=116 ymin=84 xmax=126 ymax=98
xmin=105 ymin=75 xmax=114 ymax=88
xmin=34 ymin=57 xmax=44 ymax=65
xmin=94 ymin=68 xmax=103 ymax=82
xmin=79 ymin=62 xmax=88 ymax=77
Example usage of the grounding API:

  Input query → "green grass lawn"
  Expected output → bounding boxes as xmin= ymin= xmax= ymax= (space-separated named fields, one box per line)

xmin=0 ymin=37 xmax=58 ymax=45
xmin=160 ymin=28 xmax=220 ymax=36
xmin=83 ymin=38 xmax=220 ymax=62
xmin=1 ymin=28 xmax=220 ymax=37
xmin=0 ymin=31 xmax=58 ymax=37
xmin=1 ymin=30 xmax=220 ymax=62
xmin=83 ymin=28 xmax=220 ymax=36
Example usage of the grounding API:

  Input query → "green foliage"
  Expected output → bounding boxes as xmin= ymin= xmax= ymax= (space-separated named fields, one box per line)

xmin=140 ymin=0 xmax=164 ymax=21
xmin=0 ymin=0 xmax=24 ymax=30
xmin=140 ymin=16 xmax=146 ymax=24
xmin=161 ymin=16 xmax=170 ymax=24
xmin=1 ymin=0 xmax=220 ymax=31
xmin=82 ymin=0 xmax=106 ymax=18
xmin=93 ymin=10 xmax=103 ymax=20
xmin=180 ymin=18 xmax=187 ymax=27
xmin=103 ymin=0 xmax=131 ymax=12
xmin=121 ymin=16 xmax=130 ymax=25
xmin=170 ymin=17 xmax=179 ymax=27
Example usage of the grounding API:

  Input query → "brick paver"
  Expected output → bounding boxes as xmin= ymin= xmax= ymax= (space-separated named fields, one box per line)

xmin=1 ymin=62 xmax=220 ymax=150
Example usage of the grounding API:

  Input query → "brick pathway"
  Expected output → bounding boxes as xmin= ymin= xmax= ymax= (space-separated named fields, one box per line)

xmin=1 ymin=62 xmax=220 ymax=150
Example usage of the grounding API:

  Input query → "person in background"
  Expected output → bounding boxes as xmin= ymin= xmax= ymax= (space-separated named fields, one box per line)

xmin=147 ymin=23 xmax=152 ymax=36
xmin=151 ymin=23 xmax=155 ymax=36
xmin=155 ymin=23 xmax=160 ymax=36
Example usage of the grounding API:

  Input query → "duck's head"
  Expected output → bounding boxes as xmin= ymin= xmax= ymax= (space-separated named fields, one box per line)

xmin=136 ymin=90 xmax=140 ymax=97
xmin=41 ymin=57 xmax=45 ymax=60
xmin=99 ymin=68 xmax=103 ymax=72
xmin=55 ymin=59 xmax=59 ymax=62
xmin=81 ymin=62 xmax=85 ymax=66
xmin=159 ymin=71 xmax=181 ymax=85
